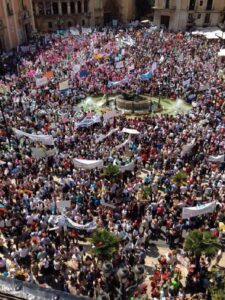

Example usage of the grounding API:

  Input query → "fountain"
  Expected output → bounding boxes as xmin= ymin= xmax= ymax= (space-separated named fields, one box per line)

xmin=116 ymin=93 xmax=162 ymax=113
xmin=78 ymin=94 xmax=191 ymax=115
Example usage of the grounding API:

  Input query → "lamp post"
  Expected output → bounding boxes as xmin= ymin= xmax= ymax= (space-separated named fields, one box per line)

xmin=0 ymin=95 xmax=11 ymax=146
xmin=158 ymin=82 xmax=161 ymax=108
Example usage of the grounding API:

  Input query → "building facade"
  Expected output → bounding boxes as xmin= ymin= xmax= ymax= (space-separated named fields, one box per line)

xmin=0 ymin=0 xmax=35 ymax=51
xmin=33 ymin=0 xmax=136 ymax=32
xmin=153 ymin=0 xmax=225 ymax=31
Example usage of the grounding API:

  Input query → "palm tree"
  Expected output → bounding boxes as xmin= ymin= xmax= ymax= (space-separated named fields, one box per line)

xmin=208 ymin=266 xmax=225 ymax=300
xmin=184 ymin=230 xmax=220 ymax=269
xmin=104 ymin=164 xmax=120 ymax=180
xmin=172 ymin=171 xmax=187 ymax=186
xmin=89 ymin=228 xmax=119 ymax=261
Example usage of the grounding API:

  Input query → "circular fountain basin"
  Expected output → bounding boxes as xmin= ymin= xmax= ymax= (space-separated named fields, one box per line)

xmin=116 ymin=94 xmax=161 ymax=113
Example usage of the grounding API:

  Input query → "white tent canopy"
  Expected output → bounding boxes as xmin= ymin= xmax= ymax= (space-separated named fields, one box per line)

xmin=192 ymin=27 xmax=225 ymax=40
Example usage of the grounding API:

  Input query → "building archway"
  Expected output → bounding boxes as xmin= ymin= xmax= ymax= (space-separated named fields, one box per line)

xmin=103 ymin=0 xmax=121 ymax=24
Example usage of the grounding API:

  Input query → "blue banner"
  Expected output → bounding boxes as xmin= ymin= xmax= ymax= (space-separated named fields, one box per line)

xmin=140 ymin=71 xmax=152 ymax=81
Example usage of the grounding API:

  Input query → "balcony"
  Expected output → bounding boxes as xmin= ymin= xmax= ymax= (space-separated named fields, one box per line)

xmin=153 ymin=5 xmax=176 ymax=10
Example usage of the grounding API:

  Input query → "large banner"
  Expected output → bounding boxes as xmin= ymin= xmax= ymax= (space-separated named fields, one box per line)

xmin=95 ymin=127 xmax=119 ymax=143
xmin=119 ymin=161 xmax=135 ymax=173
xmin=73 ymin=158 xmax=104 ymax=169
xmin=49 ymin=215 xmax=97 ymax=231
xmin=31 ymin=147 xmax=57 ymax=159
xmin=182 ymin=201 xmax=217 ymax=219
xmin=36 ymin=77 xmax=48 ymax=87
xmin=115 ymin=137 xmax=130 ymax=150
xmin=122 ymin=128 xmax=140 ymax=135
xmin=208 ymin=154 xmax=225 ymax=163
xmin=13 ymin=128 xmax=54 ymax=145
xmin=108 ymin=77 xmax=128 ymax=88
xmin=76 ymin=114 xmax=101 ymax=127
xmin=140 ymin=71 xmax=152 ymax=81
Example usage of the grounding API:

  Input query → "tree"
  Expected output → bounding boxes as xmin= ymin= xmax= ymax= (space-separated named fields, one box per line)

xmin=208 ymin=266 xmax=225 ymax=300
xmin=135 ymin=0 xmax=154 ymax=19
xmin=184 ymin=230 xmax=220 ymax=269
xmin=104 ymin=164 xmax=120 ymax=179
xmin=172 ymin=171 xmax=187 ymax=186
xmin=89 ymin=228 xmax=119 ymax=261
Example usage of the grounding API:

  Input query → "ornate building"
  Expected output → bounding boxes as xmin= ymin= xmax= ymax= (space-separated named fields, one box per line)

xmin=0 ymin=0 xmax=35 ymax=51
xmin=33 ymin=0 xmax=136 ymax=32
xmin=153 ymin=0 xmax=225 ymax=31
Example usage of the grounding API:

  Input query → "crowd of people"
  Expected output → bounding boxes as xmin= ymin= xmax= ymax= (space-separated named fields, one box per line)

xmin=0 ymin=25 xmax=225 ymax=300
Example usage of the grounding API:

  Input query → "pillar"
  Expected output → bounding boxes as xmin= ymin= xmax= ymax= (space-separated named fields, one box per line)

xmin=67 ymin=1 xmax=71 ymax=14
xmin=43 ymin=1 xmax=46 ymax=15
xmin=58 ymin=1 xmax=62 ymax=15
xmin=82 ymin=0 xmax=85 ymax=13
xmin=75 ymin=1 xmax=78 ymax=13
xmin=50 ymin=1 xmax=54 ymax=14
xmin=35 ymin=2 xmax=39 ymax=15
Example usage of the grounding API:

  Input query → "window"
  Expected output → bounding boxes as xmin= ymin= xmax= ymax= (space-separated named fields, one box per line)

xmin=46 ymin=1 xmax=52 ymax=15
xmin=48 ymin=21 xmax=53 ymax=28
xmin=84 ymin=0 xmax=88 ymax=13
xmin=78 ymin=1 xmax=82 ymax=13
xmin=205 ymin=13 xmax=210 ymax=23
xmin=38 ymin=2 xmax=44 ymax=15
xmin=62 ymin=2 xmax=67 ymax=14
xmin=165 ymin=0 xmax=170 ymax=9
xmin=199 ymin=0 xmax=203 ymax=6
xmin=70 ymin=2 xmax=75 ymax=13
xmin=206 ymin=0 xmax=213 ymax=10
xmin=6 ymin=0 xmax=13 ymax=16
xmin=82 ymin=19 xmax=85 ymax=26
xmin=188 ymin=13 xmax=194 ymax=23
xmin=68 ymin=21 xmax=72 ymax=27
xmin=198 ymin=13 xmax=201 ymax=19
xmin=189 ymin=0 xmax=196 ymax=10
xmin=53 ymin=2 xmax=58 ymax=14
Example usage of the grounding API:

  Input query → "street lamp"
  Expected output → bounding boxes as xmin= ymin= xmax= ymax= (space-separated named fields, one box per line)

xmin=0 ymin=95 xmax=11 ymax=146
xmin=158 ymin=82 xmax=161 ymax=108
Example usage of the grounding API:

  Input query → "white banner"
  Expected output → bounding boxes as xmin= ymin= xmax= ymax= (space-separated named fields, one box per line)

xmin=95 ymin=128 xmax=119 ymax=143
xmin=31 ymin=147 xmax=57 ymax=159
xmin=119 ymin=161 xmax=135 ymax=173
xmin=66 ymin=218 xmax=97 ymax=231
xmin=181 ymin=139 xmax=195 ymax=157
xmin=73 ymin=158 xmax=104 ymax=169
xmin=122 ymin=128 xmax=140 ymax=135
xmin=116 ymin=61 xmax=124 ymax=69
xmin=208 ymin=154 xmax=225 ymax=163
xmin=115 ymin=137 xmax=130 ymax=150
xmin=59 ymin=80 xmax=69 ymax=91
xmin=36 ymin=77 xmax=48 ymax=87
xmin=76 ymin=114 xmax=101 ymax=127
xmin=103 ymin=111 xmax=120 ymax=123
xmin=151 ymin=62 xmax=157 ymax=73
xmin=49 ymin=215 xmax=97 ymax=231
xmin=13 ymin=128 xmax=54 ymax=145
xmin=56 ymin=200 xmax=71 ymax=213
xmin=182 ymin=201 xmax=217 ymax=219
